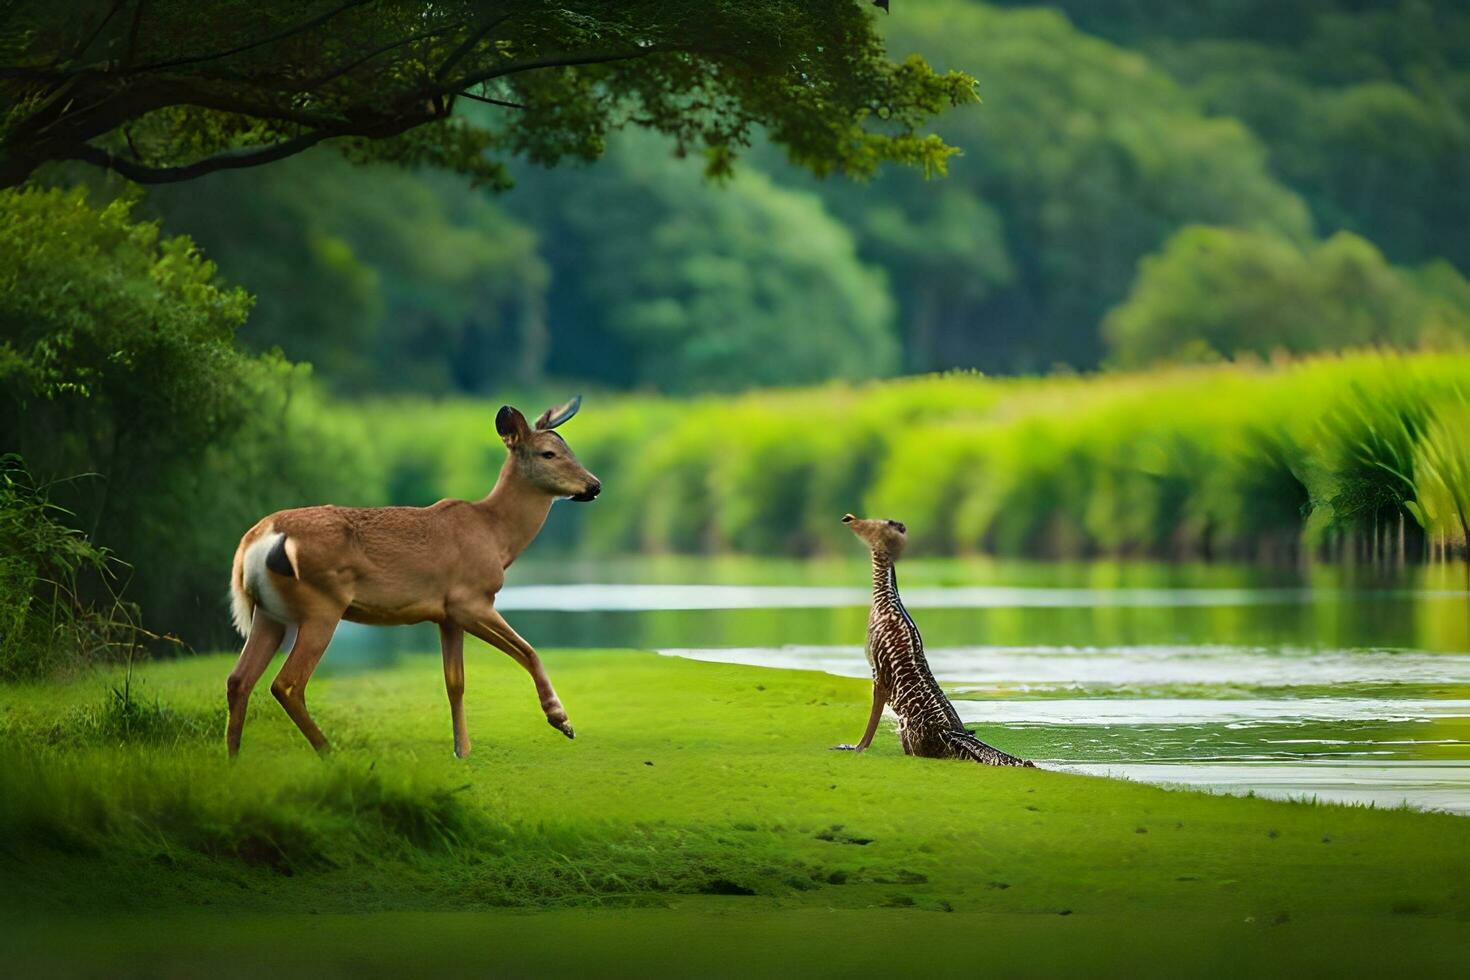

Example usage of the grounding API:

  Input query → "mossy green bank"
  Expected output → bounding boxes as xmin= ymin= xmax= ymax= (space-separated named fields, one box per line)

xmin=3 ymin=650 xmax=1468 ymax=975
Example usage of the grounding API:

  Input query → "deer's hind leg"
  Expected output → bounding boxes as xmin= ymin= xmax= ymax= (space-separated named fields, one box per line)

xmin=439 ymin=623 xmax=471 ymax=758
xmin=226 ymin=614 xmax=286 ymax=758
xmin=270 ymin=616 xmax=340 ymax=754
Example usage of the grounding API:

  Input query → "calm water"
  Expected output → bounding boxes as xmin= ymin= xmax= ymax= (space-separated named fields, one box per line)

xmin=333 ymin=555 xmax=1470 ymax=814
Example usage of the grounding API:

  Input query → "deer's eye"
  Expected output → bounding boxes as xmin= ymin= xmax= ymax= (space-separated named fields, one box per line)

xmin=540 ymin=451 xmax=557 ymax=459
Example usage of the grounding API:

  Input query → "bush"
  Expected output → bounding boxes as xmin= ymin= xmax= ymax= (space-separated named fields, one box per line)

xmin=1104 ymin=226 xmax=1470 ymax=367
xmin=0 ymin=455 xmax=137 ymax=679
xmin=0 ymin=187 xmax=379 ymax=649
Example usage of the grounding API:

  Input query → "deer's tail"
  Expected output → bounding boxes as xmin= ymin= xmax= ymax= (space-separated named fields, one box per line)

xmin=229 ymin=522 xmax=297 ymax=639
xmin=941 ymin=729 xmax=1033 ymax=768
xmin=229 ymin=534 xmax=256 ymax=640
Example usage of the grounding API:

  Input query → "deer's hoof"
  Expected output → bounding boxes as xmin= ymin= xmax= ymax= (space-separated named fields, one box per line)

xmin=545 ymin=703 xmax=574 ymax=739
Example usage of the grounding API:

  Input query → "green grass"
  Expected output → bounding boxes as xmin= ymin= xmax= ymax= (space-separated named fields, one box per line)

xmin=343 ymin=350 xmax=1470 ymax=563
xmin=3 ymin=649 xmax=1469 ymax=976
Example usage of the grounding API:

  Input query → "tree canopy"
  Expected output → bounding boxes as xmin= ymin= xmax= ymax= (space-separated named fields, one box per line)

xmin=131 ymin=0 xmax=1470 ymax=389
xmin=798 ymin=0 xmax=1313 ymax=372
xmin=505 ymin=133 xmax=898 ymax=392
xmin=145 ymin=153 xmax=548 ymax=392
xmin=999 ymin=0 xmax=1470 ymax=271
xmin=0 ymin=186 xmax=369 ymax=645
xmin=1104 ymin=226 xmax=1470 ymax=367
xmin=0 ymin=1 xmax=974 ymax=189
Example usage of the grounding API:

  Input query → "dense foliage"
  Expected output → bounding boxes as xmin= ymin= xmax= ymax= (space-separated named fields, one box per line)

xmin=1104 ymin=227 xmax=1470 ymax=365
xmin=130 ymin=1 xmax=1470 ymax=390
xmin=1004 ymin=0 xmax=1470 ymax=271
xmin=145 ymin=155 xmax=549 ymax=392
xmin=504 ymin=133 xmax=898 ymax=392
xmin=0 ymin=1 xmax=971 ymax=188
xmin=0 ymin=455 xmax=134 ymax=678
xmin=0 ymin=187 xmax=367 ymax=647
xmin=144 ymin=142 xmax=898 ymax=393
xmin=818 ymin=0 xmax=1314 ymax=372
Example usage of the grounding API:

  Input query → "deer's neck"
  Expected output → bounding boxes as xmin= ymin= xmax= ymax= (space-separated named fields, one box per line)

xmin=477 ymin=460 xmax=555 ymax=569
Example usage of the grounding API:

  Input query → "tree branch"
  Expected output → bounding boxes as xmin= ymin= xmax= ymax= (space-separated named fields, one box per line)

xmin=446 ymin=46 xmax=665 ymax=93
xmin=64 ymin=130 xmax=331 ymax=183
xmin=72 ymin=0 xmax=128 ymax=61
xmin=436 ymin=9 xmax=517 ymax=81
xmin=297 ymin=19 xmax=466 ymax=91
xmin=124 ymin=0 xmax=146 ymax=67
xmin=0 ymin=65 xmax=66 ymax=80
xmin=124 ymin=0 xmax=371 ymax=74
xmin=458 ymin=91 xmax=526 ymax=111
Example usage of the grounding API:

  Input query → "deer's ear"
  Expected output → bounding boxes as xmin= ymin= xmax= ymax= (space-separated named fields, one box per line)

xmin=496 ymin=405 xmax=531 ymax=446
xmin=534 ymin=394 xmax=582 ymax=431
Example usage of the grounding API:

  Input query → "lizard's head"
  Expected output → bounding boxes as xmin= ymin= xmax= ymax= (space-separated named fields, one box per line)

xmin=841 ymin=513 xmax=908 ymax=559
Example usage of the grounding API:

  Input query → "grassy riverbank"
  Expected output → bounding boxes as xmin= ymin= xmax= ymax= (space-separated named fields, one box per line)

xmin=3 ymin=649 xmax=1468 ymax=975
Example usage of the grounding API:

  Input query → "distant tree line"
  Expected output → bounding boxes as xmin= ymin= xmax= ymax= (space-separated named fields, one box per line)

xmin=132 ymin=0 xmax=1470 ymax=392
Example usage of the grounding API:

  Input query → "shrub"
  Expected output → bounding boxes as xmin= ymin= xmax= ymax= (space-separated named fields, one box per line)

xmin=0 ymin=187 xmax=375 ymax=648
xmin=0 ymin=455 xmax=137 ymax=679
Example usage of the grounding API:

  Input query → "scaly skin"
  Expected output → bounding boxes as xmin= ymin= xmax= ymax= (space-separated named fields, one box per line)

xmin=839 ymin=515 xmax=1031 ymax=767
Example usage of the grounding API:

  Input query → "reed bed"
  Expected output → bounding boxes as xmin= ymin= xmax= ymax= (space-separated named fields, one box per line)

xmin=344 ymin=351 xmax=1470 ymax=561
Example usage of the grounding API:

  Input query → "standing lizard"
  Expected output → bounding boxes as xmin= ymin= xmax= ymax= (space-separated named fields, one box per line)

xmin=835 ymin=514 xmax=1031 ymax=767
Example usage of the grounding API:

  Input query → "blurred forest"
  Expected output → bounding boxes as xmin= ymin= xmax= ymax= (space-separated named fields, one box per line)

xmin=138 ymin=0 xmax=1470 ymax=388
xmin=5 ymin=0 xmax=1470 ymax=653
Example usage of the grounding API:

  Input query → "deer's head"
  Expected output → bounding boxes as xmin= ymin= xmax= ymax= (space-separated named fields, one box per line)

xmin=842 ymin=513 xmax=907 ymax=559
xmin=496 ymin=396 xmax=601 ymax=501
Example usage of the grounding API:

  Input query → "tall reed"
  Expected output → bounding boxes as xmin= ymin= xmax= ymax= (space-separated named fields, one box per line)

xmin=335 ymin=351 xmax=1470 ymax=562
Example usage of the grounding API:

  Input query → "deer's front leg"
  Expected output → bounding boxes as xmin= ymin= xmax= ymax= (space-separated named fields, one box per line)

xmin=439 ymin=623 xmax=471 ymax=758
xmin=452 ymin=601 xmax=574 ymax=739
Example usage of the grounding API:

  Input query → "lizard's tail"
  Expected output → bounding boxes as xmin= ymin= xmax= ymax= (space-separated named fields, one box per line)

xmin=943 ymin=729 xmax=1034 ymax=768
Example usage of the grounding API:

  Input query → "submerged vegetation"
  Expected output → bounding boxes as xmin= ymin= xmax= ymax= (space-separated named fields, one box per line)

xmin=352 ymin=350 xmax=1470 ymax=565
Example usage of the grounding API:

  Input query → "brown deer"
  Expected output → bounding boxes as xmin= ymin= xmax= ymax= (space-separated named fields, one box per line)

xmin=225 ymin=396 xmax=599 ymax=759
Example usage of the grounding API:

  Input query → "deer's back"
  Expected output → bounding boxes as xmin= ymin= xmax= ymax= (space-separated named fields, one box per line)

xmin=259 ymin=500 xmax=505 ymax=610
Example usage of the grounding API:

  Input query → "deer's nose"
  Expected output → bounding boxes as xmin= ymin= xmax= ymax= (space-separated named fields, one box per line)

xmin=585 ymin=480 xmax=601 ymax=499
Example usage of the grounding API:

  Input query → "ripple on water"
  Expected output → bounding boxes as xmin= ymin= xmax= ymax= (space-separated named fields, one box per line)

xmin=655 ymin=644 xmax=1470 ymax=688
xmin=1054 ymin=760 xmax=1470 ymax=815
xmin=499 ymin=583 xmax=1333 ymax=611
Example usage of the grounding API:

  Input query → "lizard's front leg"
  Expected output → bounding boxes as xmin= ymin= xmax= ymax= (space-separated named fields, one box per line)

xmin=832 ymin=682 xmax=886 ymax=752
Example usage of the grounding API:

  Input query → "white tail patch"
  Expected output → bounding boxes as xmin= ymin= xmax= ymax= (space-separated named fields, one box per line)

xmin=231 ymin=530 xmax=297 ymax=637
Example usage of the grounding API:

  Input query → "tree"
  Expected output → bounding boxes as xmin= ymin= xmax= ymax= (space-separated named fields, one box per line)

xmin=145 ymin=152 xmax=550 ymax=392
xmin=0 ymin=186 xmax=372 ymax=645
xmin=777 ymin=0 xmax=1312 ymax=373
xmin=1103 ymin=225 xmax=1470 ymax=366
xmin=506 ymin=133 xmax=898 ymax=392
xmin=1011 ymin=0 xmax=1470 ymax=270
xmin=0 ymin=1 xmax=974 ymax=189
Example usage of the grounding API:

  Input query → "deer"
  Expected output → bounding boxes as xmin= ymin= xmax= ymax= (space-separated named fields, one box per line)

xmin=224 ymin=396 xmax=599 ymax=759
